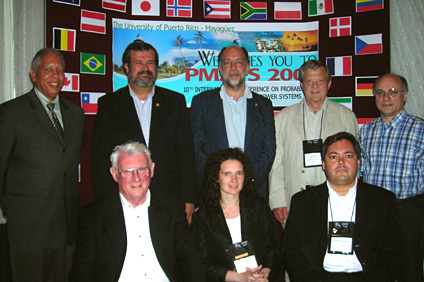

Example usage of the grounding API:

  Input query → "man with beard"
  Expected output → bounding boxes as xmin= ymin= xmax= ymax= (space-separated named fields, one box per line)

xmin=190 ymin=45 xmax=275 ymax=198
xmin=91 ymin=41 xmax=197 ymax=224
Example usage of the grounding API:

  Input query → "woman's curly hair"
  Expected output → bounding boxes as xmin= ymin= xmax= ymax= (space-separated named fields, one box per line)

xmin=201 ymin=148 xmax=257 ymax=215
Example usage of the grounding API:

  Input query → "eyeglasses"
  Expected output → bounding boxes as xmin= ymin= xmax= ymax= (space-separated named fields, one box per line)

xmin=118 ymin=167 xmax=150 ymax=179
xmin=373 ymin=88 xmax=403 ymax=98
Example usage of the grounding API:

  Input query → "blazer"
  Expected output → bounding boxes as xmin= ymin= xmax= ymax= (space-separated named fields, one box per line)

xmin=268 ymin=99 xmax=359 ymax=210
xmin=70 ymin=190 xmax=205 ymax=282
xmin=0 ymin=89 xmax=84 ymax=248
xmin=91 ymin=86 xmax=197 ymax=203
xmin=192 ymin=195 xmax=282 ymax=282
xmin=281 ymin=181 xmax=403 ymax=282
xmin=190 ymin=88 xmax=276 ymax=197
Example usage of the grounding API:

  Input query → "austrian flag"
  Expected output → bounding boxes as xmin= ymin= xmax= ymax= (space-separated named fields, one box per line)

xmin=329 ymin=16 xmax=351 ymax=37
xmin=81 ymin=10 xmax=106 ymax=34
xmin=167 ymin=0 xmax=192 ymax=18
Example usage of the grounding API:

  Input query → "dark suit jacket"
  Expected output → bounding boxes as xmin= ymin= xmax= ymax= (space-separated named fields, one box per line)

xmin=281 ymin=181 xmax=403 ymax=282
xmin=190 ymin=88 xmax=276 ymax=197
xmin=192 ymin=194 xmax=282 ymax=282
xmin=91 ymin=86 xmax=197 ymax=203
xmin=70 ymin=190 xmax=205 ymax=282
xmin=0 ymin=89 xmax=84 ymax=248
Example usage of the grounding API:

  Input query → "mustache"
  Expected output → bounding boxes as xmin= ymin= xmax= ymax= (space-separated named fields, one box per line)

xmin=137 ymin=70 xmax=153 ymax=76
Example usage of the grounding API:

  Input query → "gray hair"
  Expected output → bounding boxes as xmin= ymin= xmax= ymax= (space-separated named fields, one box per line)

xmin=298 ymin=60 xmax=331 ymax=83
xmin=110 ymin=142 xmax=152 ymax=169
xmin=31 ymin=48 xmax=65 ymax=73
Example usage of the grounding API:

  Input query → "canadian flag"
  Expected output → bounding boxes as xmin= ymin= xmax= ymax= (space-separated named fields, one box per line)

xmin=132 ymin=0 xmax=160 ymax=16
xmin=62 ymin=73 xmax=79 ymax=92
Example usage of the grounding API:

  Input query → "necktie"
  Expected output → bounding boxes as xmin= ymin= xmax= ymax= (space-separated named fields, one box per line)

xmin=47 ymin=103 xmax=64 ymax=142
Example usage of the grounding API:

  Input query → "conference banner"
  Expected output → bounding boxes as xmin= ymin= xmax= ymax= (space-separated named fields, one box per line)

xmin=112 ymin=19 xmax=318 ymax=107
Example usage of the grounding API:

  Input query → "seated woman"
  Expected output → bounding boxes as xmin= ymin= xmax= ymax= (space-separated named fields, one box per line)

xmin=193 ymin=148 xmax=282 ymax=282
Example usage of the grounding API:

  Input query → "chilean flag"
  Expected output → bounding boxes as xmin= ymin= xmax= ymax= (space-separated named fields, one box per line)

xmin=81 ymin=92 xmax=105 ymax=114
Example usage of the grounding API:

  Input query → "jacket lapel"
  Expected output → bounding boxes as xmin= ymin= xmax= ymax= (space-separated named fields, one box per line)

xmin=104 ymin=195 xmax=127 ymax=267
xmin=210 ymin=91 xmax=229 ymax=148
xmin=244 ymin=97 xmax=257 ymax=151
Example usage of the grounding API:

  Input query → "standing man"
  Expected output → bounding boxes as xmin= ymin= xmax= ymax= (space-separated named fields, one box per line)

xmin=91 ymin=41 xmax=197 ymax=224
xmin=0 ymin=48 xmax=84 ymax=281
xmin=282 ymin=132 xmax=403 ymax=282
xmin=190 ymin=45 xmax=276 ymax=198
xmin=269 ymin=60 xmax=358 ymax=225
xmin=358 ymin=73 xmax=424 ymax=282
xmin=71 ymin=142 xmax=204 ymax=282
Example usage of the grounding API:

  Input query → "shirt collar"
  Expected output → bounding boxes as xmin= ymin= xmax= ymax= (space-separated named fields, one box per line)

xmin=327 ymin=178 xmax=358 ymax=199
xmin=119 ymin=189 xmax=151 ymax=210
xmin=379 ymin=109 xmax=407 ymax=129
xmin=128 ymin=85 xmax=155 ymax=102
xmin=34 ymin=87 xmax=60 ymax=106
xmin=303 ymin=97 xmax=327 ymax=115
xmin=219 ymin=85 xmax=253 ymax=101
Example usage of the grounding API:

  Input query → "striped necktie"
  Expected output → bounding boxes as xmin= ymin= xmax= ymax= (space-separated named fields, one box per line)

xmin=47 ymin=103 xmax=64 ymax=142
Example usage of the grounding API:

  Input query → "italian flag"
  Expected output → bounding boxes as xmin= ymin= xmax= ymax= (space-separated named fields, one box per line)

xmin=309 ymin=0 xmax=334 ymax=16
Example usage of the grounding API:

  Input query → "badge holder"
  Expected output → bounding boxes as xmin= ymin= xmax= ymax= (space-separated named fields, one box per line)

xmin=303 ymin=139 xmax=323 ymax=167
xmin=229 ymin=241 xmax=258 ymax=273
xmin=327 ymin=221 xmax=355 ymax=255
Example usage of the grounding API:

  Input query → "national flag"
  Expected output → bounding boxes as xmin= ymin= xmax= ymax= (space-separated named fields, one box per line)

xmin=329 ymin=16 xmax=351 ymax=37
xmin=81 ymin=10 xmax=106 ymax=34
xmin=356 ymin=76 xmax=377 ymax=96
xmin=81 ymin=92 xmax=105 ymax=114
xmin=62 ymin=73 xmax=79 ymax=92
xmin=132 ymin=0 xmax=160 ymax=16
xmin=240 ymin=2 xmax=267 ymax=20
xmin=53 ymin=0 xmax=80 ymax=6
xmin=308 ymin=0 xmax=333 ymax=16
xmin=53 ymin=28 xmax=75 ymax=52
xmin=167 ymin=0 xmax=192 ymax=18
xmin=326 ymin=56 xmax=352 ymax=77
xmin=204 ymin=0 xmax=231 ymax=19
xmin=274 ymin=2 xmax=302 ymax=20
xmin=328 ymin=97 xmax=353 ymax=110
xmin=355 ymin=34 xmax=382 ymax=55
xmin=81 ymin=53 xmax=105 ymax=75
xmin=102 ymin=0 xmax=126 ymax=13
xmin=357 ymin=118 xmax=375 ymax=129
xmin=356 ymin=0 xmax=383 ymax=12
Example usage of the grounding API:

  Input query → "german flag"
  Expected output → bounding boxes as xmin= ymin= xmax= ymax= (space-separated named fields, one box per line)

xmin=356 ymin=76 xmax=377 ymax=96
xmin=53 ymin=28 xmax=76 ymax=52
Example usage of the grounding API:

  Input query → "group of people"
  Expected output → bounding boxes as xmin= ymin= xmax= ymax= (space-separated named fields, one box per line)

xmin=0 ymin=39 xmax=422 ymax=282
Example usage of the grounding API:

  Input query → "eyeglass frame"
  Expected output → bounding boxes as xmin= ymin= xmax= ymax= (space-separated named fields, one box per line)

xmin=373 ymin=88 xmax=404 ymax=98
xmin=118 ymin=166 xmax=151 ymax=179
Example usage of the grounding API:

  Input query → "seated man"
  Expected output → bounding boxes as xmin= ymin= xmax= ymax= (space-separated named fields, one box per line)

xmin=70 ymin=142 xmax=204 ymax=282
xmin=281 ymin=132 xmax=403 ymax=282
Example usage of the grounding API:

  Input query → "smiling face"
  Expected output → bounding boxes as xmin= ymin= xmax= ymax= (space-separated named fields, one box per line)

xmin=124 ymin=49 xmax=157 ymax=89
xmin=110 ymin=153 xmax=155 ymax=207
xmin=374 ymin=74 xmax=408 ymax=124
xmin=218 ymin=159 xmax=245 ymax=197
xmin=300 ymin=67 xmax=331 ymax=109
xmin=30 ymin=53 xmax=65 ymax=101
xmin=322 ymin=139 xmax=359 ymax=192
xmin=218 ymin=46 xmax=250 ymax=90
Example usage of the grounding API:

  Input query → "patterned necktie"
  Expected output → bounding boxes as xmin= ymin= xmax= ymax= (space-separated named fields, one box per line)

xmin=47 ymin=103 xmax=64 ymax=142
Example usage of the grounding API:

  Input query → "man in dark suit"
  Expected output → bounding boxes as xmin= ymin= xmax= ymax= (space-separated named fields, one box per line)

xmin=190 ymin=46 xmax=276 ymax=198
xmin=281 ymin=132 xmax=403 ymax=282
xmin=91 ymin=41 xmax=197 ymax=224
xmin=71 ymin=142 xmax=204 ymax=282
xmin=0 ymin=48 xmax=84 ymax=282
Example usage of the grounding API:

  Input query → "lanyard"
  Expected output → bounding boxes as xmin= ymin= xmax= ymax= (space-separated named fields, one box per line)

xmin=302 ymin=104 xmax=324 ymax=140
xmin=328 ymin=193 xmax=357 ymax=223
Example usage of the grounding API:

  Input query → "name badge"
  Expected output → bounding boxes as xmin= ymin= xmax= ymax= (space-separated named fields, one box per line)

xmin=229 ymin=241 xmax=258 ymax=273
xmin=328 ymin=221 xmax=355 ymax=255
xmin=303 ymin=139 xmax=323 ymax=167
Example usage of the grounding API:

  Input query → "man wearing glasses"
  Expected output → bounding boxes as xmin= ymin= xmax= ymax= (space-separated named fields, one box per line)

xmin=71 ymin=142 xmax=204 ymax=282
xmin=358 ymin=73 xmax=424 ymax=282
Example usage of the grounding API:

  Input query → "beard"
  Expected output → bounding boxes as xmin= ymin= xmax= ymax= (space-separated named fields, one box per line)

xmin=221 ymin=69 xmax=247 ymax=90
xmin=129 ymin=70 xmax=157 ymax=88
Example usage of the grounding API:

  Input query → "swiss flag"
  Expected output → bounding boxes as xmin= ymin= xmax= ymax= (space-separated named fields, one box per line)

xmin=132 ymin=0 xmax=160 ymax=16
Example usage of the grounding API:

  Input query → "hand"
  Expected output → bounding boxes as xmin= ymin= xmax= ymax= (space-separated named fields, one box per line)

xmin=185 ymin=203 xmax=195 ymax=225
xmin=273 ymin=207 xmax=288 ymax=225
xmin=252 ymin=267 xmax=269 ymax=282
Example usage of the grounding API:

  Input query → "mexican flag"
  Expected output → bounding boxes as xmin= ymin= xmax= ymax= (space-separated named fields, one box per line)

xmin=308 ymin=0 xmax=334 ymax=16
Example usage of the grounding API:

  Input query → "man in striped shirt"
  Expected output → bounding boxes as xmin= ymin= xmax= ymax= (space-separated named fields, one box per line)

xmin=358 ymin=73 xmax=424 ymax=282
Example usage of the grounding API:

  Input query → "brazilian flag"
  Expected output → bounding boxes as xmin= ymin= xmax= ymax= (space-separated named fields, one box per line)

xmin=81 ymin=53 xmax=105 ymax=75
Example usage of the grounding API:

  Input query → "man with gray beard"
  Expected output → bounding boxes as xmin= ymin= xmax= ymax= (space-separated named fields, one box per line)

xmin=91 ymin=41 xmax=198 ymax=224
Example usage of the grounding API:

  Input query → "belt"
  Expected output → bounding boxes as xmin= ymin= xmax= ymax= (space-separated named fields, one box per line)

xmin=397 ymin=193 xmax=424 ymax=204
